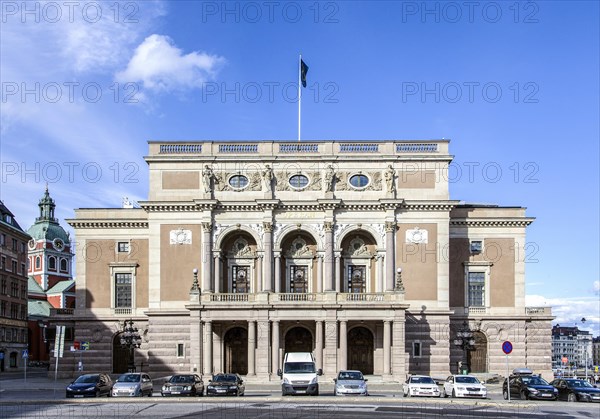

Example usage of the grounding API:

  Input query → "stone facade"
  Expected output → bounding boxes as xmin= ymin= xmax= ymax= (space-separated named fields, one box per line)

xmin=59 ymin=140 xmax=553 ymax=381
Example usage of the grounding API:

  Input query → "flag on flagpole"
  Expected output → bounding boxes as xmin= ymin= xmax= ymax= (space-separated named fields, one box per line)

xmin=300 ymin=59 xmax=309 ymax=87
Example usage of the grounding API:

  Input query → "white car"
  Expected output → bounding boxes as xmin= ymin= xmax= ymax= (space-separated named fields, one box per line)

xmin=403 ymin=375 xmax=441 ymax=397
xmin=442 ymin=375 xmax=487 ymax=398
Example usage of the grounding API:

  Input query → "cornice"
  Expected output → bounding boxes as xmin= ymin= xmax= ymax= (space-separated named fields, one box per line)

xmin=450 ymin=218 xmax=534 ymax=228
xmin=67 ymin=220 xmax=148 ymax=229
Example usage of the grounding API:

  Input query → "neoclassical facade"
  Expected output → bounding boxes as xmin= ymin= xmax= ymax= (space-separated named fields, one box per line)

xmin=60 ymin=140 xmax=553 ymax=381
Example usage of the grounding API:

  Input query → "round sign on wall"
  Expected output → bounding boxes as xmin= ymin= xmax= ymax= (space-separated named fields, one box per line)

xmin=502 ymin=341 xmax=513 ymax=355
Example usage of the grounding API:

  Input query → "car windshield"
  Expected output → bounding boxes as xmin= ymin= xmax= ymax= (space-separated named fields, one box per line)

xmin=213 ymin=375 xmax=237 ymax=382
xmin=456 ymin=376 xmax=480 ymax=384
xmin=74 ymin=375 xmax=98 ymax=384
xmin=410 ymin=376 xmax=435 ymax=384
xmin=522 ymin=376 xmax=549 ymax=386
xmin=567 ymin=380 xmax=593 ymax=388
xmin=284 ymin=362 xmax=316 ymax=374
xmin=117 ymin=374 xmax=140 ymax=383
xmin=170 ymin=375 xmax=194 ymax=383
xmin=338 ymin=371 xmax=364 ymax=380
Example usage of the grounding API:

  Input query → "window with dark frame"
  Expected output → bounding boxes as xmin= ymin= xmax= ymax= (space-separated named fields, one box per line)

xmin=470 ymin=241 xmax=483 ymax=253
xmin=413 ymin=342 xmax=422 ymax=357
xmin=48 ymin=257 xmax=56 ymax=270
xmin=115 ymin=272 xmax=132 ymax=308
xmin=468 ymin=272 xmax=485 ymax=307
xmin=231 ymin=266 xmax=249 ymax=293
xmin=117 ymin=242 xmax=130 ymax=253
xmin=347 ymin=265 xmax=366 ymax=293
xmin=289 ymin=265 xmax=308 ymax=293
xmin=177 ymin=343 xmax=185 ymax=357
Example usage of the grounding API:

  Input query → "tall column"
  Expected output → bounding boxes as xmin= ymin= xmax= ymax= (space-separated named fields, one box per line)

xmin=256 ymin=255 xmax=263 ymax=293
xmin=248 ymin=321 xmax=256 ymax=375
xmin=274 ymin=253 xmax=281 ymax=293
xmin=189 ymin=310 xmax=202 ymax=374
xmin=383 ymin=320 xmax=391 ymax=375
xmin=256 ymin=320 xmax=270 ymax=379
xmin=324 ymin=320 xmax=338 ymax=376
xmin=263 ymin=222 xmax=273 ymax=292
xmin=339 ymin=321 xmax=347 ymax=371
xmin=271 ymin=321 xmax=280 ymax=374
xmin=317 ymin=255 xmax=323 ymax=293
xmin=324 ymin=222 xmax=334 ymax=291
xmin=377 ymin=255 xmax=384 ymax=293
xmin=334 ymin=253 xmax=341 ymax=293
xmin=213 ymin=252 xmax=221 ymax=293
xmin=385 ymin=221 xmax=395 ymax=291
xmin=203 ymin=321 xmax=213 ymax=375
xmin=202 ymin=222 xmax=213 ymax=292
xmin=315 ymin=321 xmax=323 ymax=370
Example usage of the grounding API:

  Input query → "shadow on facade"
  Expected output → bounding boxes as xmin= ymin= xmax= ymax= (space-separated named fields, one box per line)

xmin=405 ymin=307 xmax=434 ymax=375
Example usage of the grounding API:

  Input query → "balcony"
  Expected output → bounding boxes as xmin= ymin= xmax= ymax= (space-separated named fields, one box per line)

xmin=49 ymin=308 xmax=74 ymax=316
xmin=198 ymin=292 xmax=404 ymax=306
xmin=464 ymin=307 xmax=488 ymax=315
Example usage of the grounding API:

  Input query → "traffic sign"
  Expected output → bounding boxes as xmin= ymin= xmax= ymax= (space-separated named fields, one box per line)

xmin=502 ymin=341 xmax=513 ymax=355
xmin=81 ymin=341 xmax=90 ymax=351
xmin=562 ymin=357 xmax=568 ymax=364
xmin=73 ymin=341 xmax=80 ymax=350
xmin=22 ymin=349 xmax=28 ymax=359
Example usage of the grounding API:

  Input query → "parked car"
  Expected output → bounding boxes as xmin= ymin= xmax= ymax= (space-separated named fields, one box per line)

xmin=334 ymin=370 xmax=368 ymax=396
xmin=442 ymin=375 xmax=487 ymax=398
xmin=206 ymin=373 xmax=245 ymax=396
xmin=66 ymin=373 xmax=113 ymax=398
xmin=161 ymin=374 xmax=204 ymax=397
xmin=503 ymin=368 xmax=557 ymax=400
xmin=111 ymin=373 xmax=153 ymax=397
xmin=402 ymin=375 xmax=441 ymax=397
xmin=550 ymin=378 xmax=600 ymax=402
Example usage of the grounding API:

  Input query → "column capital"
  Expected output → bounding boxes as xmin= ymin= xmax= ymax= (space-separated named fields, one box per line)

xmin=324 ymin=221 xmax=334 ymax=232
xmin=202 ymin=222 xmax=213 ymax=232
xmin=385 ymin=221 xmax=396 ymax=232
xmin=263 ymin=221 xmax=274 ymax=232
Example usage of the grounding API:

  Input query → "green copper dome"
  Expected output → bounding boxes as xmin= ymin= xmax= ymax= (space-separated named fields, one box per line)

xmin=27 ymin=187 xmax=70 ymax=243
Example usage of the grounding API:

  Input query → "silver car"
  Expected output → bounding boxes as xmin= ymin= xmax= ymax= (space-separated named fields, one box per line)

xmin=334 ymin=370 xmax=368 ymax=396
xmin=112 ymin=373 xmax=153 ymax=397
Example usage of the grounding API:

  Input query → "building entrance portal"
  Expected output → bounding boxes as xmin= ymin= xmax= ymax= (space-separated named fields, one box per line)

xmin=284 ymin=327 xmax=313 ymax=353
xmin=112 ymin=333 xmax=130 ymax=374
xmin=224 ymin=327 xmax=248 ymax=375
xmin=468 ymin=331 xmax=488 ymax=373
xmin=348 ymin=327 xmax=374 ymax=374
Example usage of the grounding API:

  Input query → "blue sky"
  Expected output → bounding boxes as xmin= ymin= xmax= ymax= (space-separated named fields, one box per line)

xmin=1 ymin=1 xmax=598 ymax=334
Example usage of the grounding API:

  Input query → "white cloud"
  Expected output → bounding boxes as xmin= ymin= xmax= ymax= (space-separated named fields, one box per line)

xmin=527 ymin=293 xmax=600 ymax=336
xmin=116 ymin=34 xmax=225 ymax=93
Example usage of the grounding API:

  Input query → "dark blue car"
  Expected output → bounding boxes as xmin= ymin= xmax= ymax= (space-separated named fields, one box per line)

xmin=551 ymin=378 xmax=600 ymax=402
xmin=66 ymin=373 xmax=113 ymax=398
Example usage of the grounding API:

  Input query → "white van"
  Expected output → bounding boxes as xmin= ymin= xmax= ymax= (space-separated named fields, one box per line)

xmin=277 ymin=352 xmax=322 ymax=395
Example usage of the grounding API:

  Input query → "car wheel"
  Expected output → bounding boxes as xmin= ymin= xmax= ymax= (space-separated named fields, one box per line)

xmin=503 ymin=389 xmax=509 ymax=400
xmin=452 ymin=389 xmax=456 ymax=398
xmin=568 ymin=393 xmax=577 ymax=402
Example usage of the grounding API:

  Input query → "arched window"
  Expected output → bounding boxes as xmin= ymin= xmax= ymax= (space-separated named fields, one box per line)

xmin=48 ymin=256 xmax=56 ymax=271
xmin=35 ymin=256 xmax=41 ymax=269
xmin=60 ymin=258 xmax=68 ymax=272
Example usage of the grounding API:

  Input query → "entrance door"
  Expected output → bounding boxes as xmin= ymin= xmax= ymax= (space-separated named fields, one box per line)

xmin=112 ymin=333 xmax=130 ymax=374
xmin=348 ymin=327 xmax=374 ymax=374
xmin=284 ymin=327 xmax=313 ymax=353
xmin=224 ymin=327 xmax=248 ymax=375
xmin=468 ymin=331 xmax=488 ymax=373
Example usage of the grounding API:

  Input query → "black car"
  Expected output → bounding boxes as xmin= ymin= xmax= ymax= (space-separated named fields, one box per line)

xmin=503 ymin=371 xmax=558 ymax=400
xmin=206 ymin=373 xmax=245 ymax=396
xmin=551 ymin=378 xmax=600 ymax=402
xmin=66 ymin=373 xmax=113 ymax=398
xmin=161 ymin=374 xmax=204 ymax=397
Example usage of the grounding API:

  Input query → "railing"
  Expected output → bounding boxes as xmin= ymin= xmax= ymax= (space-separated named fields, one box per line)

xmin=276 ymin=293 xmax=317 ymax=302
xmin=113 ymin=308 xmax=132 ymax=315
xmin=396 ymin=143 xmax=438 ymax=153
xmin=343 ymin=293 xmax=386 ymax=302
xmin=218 ymin=144 xmax=258 ymax=153
xmin=50 ymin=308 xmax=74 ymax=315
xmin=465 ymin=307 xmax=488 ymax=314
xmin=209 ymin=293 xmax=250 ymax=302
xmin=159 ymin=144 xmax=202 ymax=154
xmin=340 ymin=143 xmax=379 ymax=153
xmin=526 ymin=306 xmax=552 ymax=315
xmin=279 ymin=143 xmax=319 ymax=153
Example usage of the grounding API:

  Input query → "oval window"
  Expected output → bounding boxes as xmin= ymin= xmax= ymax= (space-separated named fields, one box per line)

xmin=229 ymin=175 xmax=249 ymax=189
xmin=350 ymin=174 xmax=369 ymax=188
xmin=289 ymin=174 xmax=309 ymax=189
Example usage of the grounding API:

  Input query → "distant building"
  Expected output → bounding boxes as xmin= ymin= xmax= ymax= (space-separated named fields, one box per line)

xmin=592 ymin=336 xmax=600 ymax=367
xmin=27 ymin=188 xmax=75 ymax=363
xmin=62 ymin=140 xmax=553 ymax=380
xmin=552 ymin=325 xmax=593 ymax=369
xmin=0 ymin=200 xmax=30 ymax=371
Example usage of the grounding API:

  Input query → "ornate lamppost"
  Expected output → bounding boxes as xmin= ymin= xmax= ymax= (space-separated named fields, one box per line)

xmin=453 ymin=321 xmax=475 ymax=374
xmin=120 ymin=320 xmax=142 ymax=373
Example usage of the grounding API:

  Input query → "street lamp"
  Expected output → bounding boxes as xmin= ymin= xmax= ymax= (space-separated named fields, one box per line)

xmin=190 ymin=268 xmax=200 ymax=292
xmin=581 ymin=317 xmax=589 ymax=381
xmin=120 ymin=320 xmax=142 ymax=373
xmin=453 ymin=321 xmax=476 ymax=374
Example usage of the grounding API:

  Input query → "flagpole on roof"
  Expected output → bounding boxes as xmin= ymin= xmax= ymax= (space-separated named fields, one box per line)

xmin=298 ymin=54 xmax=302 ymax=143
